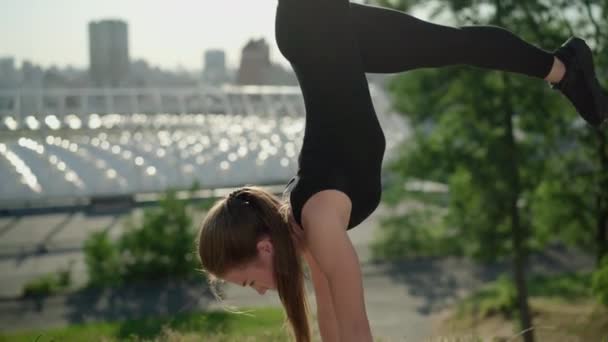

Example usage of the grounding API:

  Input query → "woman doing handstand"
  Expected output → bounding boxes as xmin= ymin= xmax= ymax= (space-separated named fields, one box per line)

xmin=197 ymin=1 xmax=607 ymax=341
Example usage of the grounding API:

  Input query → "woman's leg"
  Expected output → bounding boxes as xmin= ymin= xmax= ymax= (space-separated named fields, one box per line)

xmin=348 ymin=3 xmax=555 ymax=78
xmin=275 ymin=0 xmax=386 ymax=159
xmin=348 ymin=2 xmax=607 ymax=126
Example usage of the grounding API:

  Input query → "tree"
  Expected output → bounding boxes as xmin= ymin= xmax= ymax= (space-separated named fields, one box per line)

xmin=371 ymin=1 xmax=607 ymax=341
xmin=84 ymin=189 xmax=202 ymax=287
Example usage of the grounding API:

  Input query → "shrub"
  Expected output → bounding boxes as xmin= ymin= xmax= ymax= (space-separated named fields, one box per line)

xmin=457 ymin=274 xmax=518 ymax=318
xmin=591 ymin=255 xmax=608 ymax=306
xmin=84 ymin=230 xmax=123 ymax=287
xmin=119 ymin=190 xmax=200 ymax=281
xmin=84 ymin=189 xmax=203 ymax=288
xmin=22 ymin=261 xmax=73 ymax=297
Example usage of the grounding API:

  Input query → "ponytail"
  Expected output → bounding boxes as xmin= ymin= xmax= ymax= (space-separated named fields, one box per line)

xmin=197 ymin=186 xmax=312 ymax=342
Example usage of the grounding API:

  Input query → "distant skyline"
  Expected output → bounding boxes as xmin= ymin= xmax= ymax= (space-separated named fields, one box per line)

xmin=0 ymin=0 xmax=287 ymax=70
xmin=0 ymin=0 xmax=435 ymax=72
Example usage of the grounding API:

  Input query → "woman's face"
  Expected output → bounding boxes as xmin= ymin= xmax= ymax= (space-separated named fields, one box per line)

xmin=222 ymin=237 xmax=276 ymax=295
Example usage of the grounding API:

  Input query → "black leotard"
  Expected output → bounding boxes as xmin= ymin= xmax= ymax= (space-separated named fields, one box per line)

xmin=277 ymin=0 xmax=554 ymax=230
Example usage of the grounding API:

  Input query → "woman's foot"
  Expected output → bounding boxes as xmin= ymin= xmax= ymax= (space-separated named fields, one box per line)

xmin=551 ymin=37 xmax=608 ymax=127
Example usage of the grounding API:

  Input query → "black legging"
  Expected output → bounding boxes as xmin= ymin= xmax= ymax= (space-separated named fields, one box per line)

xmin=275 ymin=0 xmax=556 ymax=147
xmin=276 ymin=0 xmax=555 ymax=77
xmin=275 ymin=0 xmax=556 ymax=229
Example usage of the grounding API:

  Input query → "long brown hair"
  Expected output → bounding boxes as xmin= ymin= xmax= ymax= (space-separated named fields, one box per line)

xmin=196 ymin=185 xmax=311 ymax=342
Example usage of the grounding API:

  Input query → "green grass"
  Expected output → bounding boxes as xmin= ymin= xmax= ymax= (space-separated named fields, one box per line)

xmin=528 ymin=272 xmax=592 ymax=300
xmin=437 ymin=297 xmax=608 ymax=341
xmin=0 ymin=307 xmax=288 ymax=342
xmin=435 ymin=272 xmax=608 ymax=341
xmin=456 ymin=272 xmax=593 ymax=319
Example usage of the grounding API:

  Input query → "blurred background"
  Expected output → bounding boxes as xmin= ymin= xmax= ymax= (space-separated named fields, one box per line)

xmin=0 ymin=0 xmax=606 ymax=341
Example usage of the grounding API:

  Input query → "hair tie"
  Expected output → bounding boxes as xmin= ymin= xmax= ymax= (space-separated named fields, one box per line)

xmin=228 ymin=189 xmax=248 ymax=204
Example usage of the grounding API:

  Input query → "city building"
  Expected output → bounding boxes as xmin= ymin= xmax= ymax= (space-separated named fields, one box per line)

xmin=236 ymin=38 xmax=271 ymax=85
xmin=236 ymin=38 xmax=297 ymax=86
xmin=21 ymin=60 xmax=44 ymax=88
xmin=0 ymin=57 xmax=19 ymax=88
xmin=88 ymin=19 xmax=130 ymax=87
xmin=201 ymin=49 xmax=228 ymax=85
xmin=129 ymin=59 xmax=198 ymax=88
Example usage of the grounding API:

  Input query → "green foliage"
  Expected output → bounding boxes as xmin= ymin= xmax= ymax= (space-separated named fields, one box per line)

xmin=372 ymin=0 xmax=608 ymax=262
xmin=198 ymin=197 xmax=217 ymax=213
xmin=530 ymin=172 xmax=595 ymax=251
xmin=379 ymin=66 xmax=555 ymax=262
xmin=372 ymin=1 xmax=607 ymax=338
xmin=458 ymin=275 xmax=518 ymax=318
xmin=458 ymin=272 xmax=593 ymax=319
xmin=84 ymin=230 xmax=123 ymax=287
xmin=22 ymin=261 xmax=73 ymax=298
xmin=84 ymin=189 xmax=203 ymax=288
xmin=592 ymin=256 xmax=608 ymax=306
xmin=375 ymin=0 xmax=608 ymax=268
xmin=189 ymin=180 xmax=201 ymax=193
xmin=370 ymin=201 xmax=461 ymax=260
xmin=527 ymin=272 xmax=592 ymax=300
xmin=119 ymin=190 xmax=198 ymax=282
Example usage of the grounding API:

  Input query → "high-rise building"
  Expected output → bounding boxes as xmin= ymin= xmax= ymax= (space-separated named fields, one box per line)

xmin=202 ymin=49 xmax=227 ymax=85
xmin=237 ymin=38 xmax=271 ymax=85
xmin=88 ymin=20 xmax=130 ymax=87
xmin=21 ymin=61 xmax=44 ymax=88
xmin=236 ymin=39 xmax=297 ymax=86
xmin=0 ymin=57 xmax=19 ymax=88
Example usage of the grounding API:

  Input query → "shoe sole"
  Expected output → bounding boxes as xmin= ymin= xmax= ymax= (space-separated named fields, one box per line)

xmin=565 ymin=37 xmax=608 ymax=126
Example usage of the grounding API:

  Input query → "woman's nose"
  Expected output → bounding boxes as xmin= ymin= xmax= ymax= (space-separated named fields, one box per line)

xmin=255 ymin=287 xmax=267 ymax=295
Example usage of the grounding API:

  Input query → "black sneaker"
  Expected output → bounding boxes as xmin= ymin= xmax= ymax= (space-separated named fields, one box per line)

xmin=551 ymin=37 xmax=608 ymax=127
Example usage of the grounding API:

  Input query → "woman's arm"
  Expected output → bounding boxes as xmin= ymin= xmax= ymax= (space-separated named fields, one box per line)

xmin=301 ymin=190 xmax=373 ymax=342
xmin=303 ymin=250 xmax=341 ymax=342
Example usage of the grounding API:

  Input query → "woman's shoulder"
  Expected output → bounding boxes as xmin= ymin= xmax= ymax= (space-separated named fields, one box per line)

xmin=301 ymin=189 xmax=352 ymax=229
xmin=286 ymin=170 xmax=352 ymax=228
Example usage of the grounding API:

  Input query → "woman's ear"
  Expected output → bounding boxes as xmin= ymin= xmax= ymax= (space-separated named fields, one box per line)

xmin=257 ymin=237 xmax=274 ymax=255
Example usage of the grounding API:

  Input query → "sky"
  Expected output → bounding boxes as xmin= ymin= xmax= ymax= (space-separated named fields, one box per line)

xmin=0 ymin=0 xmax=287 ymax=71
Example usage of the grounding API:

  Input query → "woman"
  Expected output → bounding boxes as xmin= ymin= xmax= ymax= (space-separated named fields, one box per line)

xmin=197 ymin=1 xmax=607 ymax=341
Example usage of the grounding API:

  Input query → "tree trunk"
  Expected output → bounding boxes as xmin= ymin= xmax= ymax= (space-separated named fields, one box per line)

xmin=510 ymin=193 xmax=534 ymax=342
xmin=598 ymin=208 xmax=608 ymax=265
xmin=597 ymin=130 xmax=608 ymax=265
xmin=503 ymin=75 xmax=534 ymax=342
